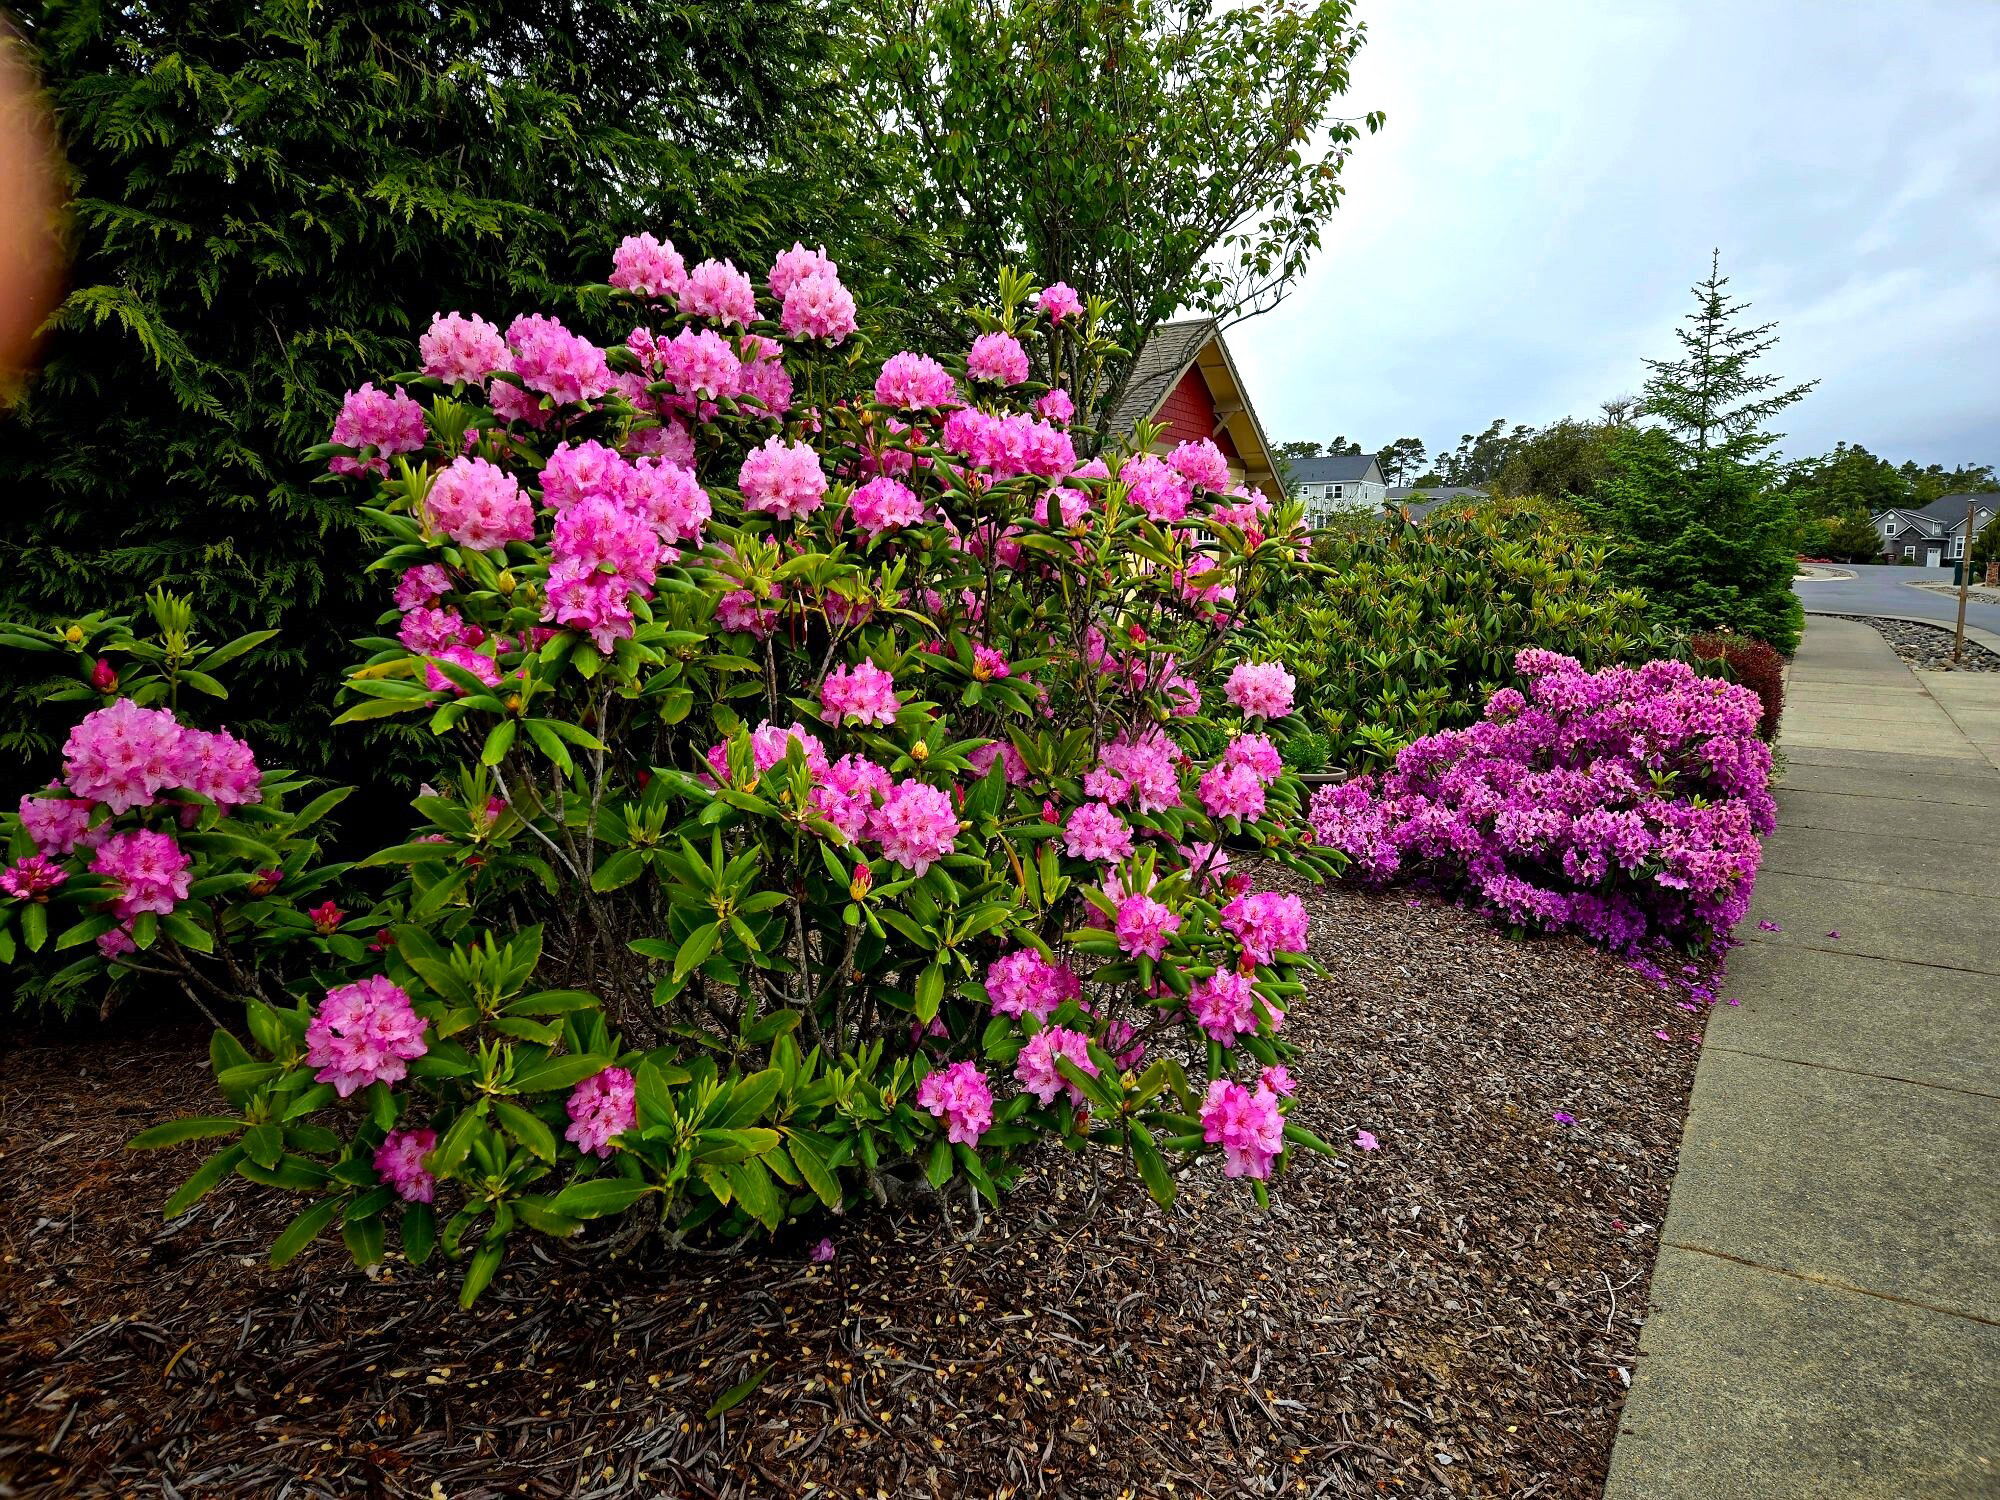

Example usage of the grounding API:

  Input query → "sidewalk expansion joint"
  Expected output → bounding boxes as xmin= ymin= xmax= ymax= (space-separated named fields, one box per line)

xmin=1740 ymin=933 xmax=2000 ymax=978
xmin=1701 ymin=1043 xmax=2000 ymax=1101
xmin=1662 ymin=1243 xmax=2000 ymax=1329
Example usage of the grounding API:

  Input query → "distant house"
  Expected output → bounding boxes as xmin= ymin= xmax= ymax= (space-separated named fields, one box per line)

xmin=1385 ymin=483 xmax=1489 ymax=523
xmin=1287 ymin=453 xmax=1388 ymax=525
xmin=1106 ymin=318 xmax=1283 ymax=502
xmin=1872 ymin=494 xmax=1997 ymax=567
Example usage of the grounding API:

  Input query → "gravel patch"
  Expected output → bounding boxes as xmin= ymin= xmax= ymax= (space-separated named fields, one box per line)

xmin=1 ymin=885 xmax=1709 ymax=1498
xmin=1829 ymin=614 xmax=2000 ymax=672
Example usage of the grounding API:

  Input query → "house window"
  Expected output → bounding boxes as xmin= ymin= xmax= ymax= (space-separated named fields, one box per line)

xmin=1904 ymin=544 xmax=1917 ymax=559
xmin=1884 ymin=521 xmax=1897 ymax=536
xmin=1953 ymin=537 xmax=1965 ymax=558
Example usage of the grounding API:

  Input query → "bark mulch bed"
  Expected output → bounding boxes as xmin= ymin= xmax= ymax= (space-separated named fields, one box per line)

xmin=2 ymin=885 xmax=1707 ymax=1499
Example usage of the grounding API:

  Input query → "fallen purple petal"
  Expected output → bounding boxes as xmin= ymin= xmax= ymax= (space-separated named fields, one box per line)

xmin=1552 ymin=1110 xmax=1575 ymax=1125
xmin=1757 ymin=919 xmax=1782 ymax=932
xmin=1353 ymin=1129 xmax=1379 ymax=1152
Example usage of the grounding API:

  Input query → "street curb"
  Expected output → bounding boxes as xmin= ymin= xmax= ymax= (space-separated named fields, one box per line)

xmin=1801 ymin=608 xmax=2000 ymax=660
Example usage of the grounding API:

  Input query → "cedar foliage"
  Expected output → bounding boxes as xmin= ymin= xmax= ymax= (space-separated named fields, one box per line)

xmin=0 ymin=0 xmax=951 ymax=775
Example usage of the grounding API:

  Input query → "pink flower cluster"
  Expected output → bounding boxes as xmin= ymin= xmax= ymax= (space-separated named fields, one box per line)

xmin=874 ymin=351 xmax=960 ymax=410
xmin=328 ymin=384 xmax=427 ymax=476
xmin=0 ymin=854 xmax=66 ymax=901
xmin=1221 ymin=891 xmax=1309 ymax=966
xmin=739 ymin=437 xmax=827 ymax=520
xmin=1113 ymin=892 xmax=1181 ymax=960
xmin=1064 ymin=801 xmax=1135 ymax=863
xmin=1038 ymin=282 xmax=1084 ymax=321
xmin=566 ymin=1067 xmax=638 ymax=1157
xmin=506 ymin=313 xmax=614 ymax=406
xmin=1306 ymin=650 xmax=1776 ymax=949
xmin=426 ymin=455 xmax=534 ymax=551
xmin=1084 ymin=731 xmax=1182 ymax=814
xmin=1118 ymin=453 xmax=1193 ymax=523
xmin=544 ymin=494 xmax=660 ymax=650
xmin=985 ymin=947 xmax=1081 ymax=1019
xmin=917 ymin=1060 xmax=995 ymax=1145
xmin=847 ymin=476 xmax=929 ymax=540
xmin=61 ymin=699 xmax=262 ymax=815
xmin=420 ymin=312 xmax=507 ymax=385
xmin=682 ymin=258 xmax=757 ymax=326
xmin=1187 ymin=969 xmax=1273 ymax=1045
xmin=611 ymin=232 xmax=687 ymax=298
xmin=966 ymin=331 xmax=1030 ymax=386
xmin=305 ymin=976 xmax=429 ymax=1097
xmin=1015 ymin=1026 xmax=1098 ymax=1106
xmin=20 ymin=786 xmax=95 ymax=854
xmin=820 ymin=661 xmax=900 ymax=727
xmin=374 ymin=1128 xmax=438 ymax=1203
xmin=870 ymin=779 xmax=960 ymax=874
xmin=940 ymin=407 xmax=1076 ymax=482
xmin=1224 ymin=662 xmax=1296 ymax=720
xmin=90 ymin=829 xmax=192 ymax=919
xmin=1201 ymin=1078 xmax=1284 ymax=1179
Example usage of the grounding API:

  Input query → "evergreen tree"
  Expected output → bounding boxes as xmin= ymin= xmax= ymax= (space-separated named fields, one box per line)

xmin=1586 ymin=252 xmax=1813 ymax=652
xmin=1 ymin=0 xmax=949 ymax=771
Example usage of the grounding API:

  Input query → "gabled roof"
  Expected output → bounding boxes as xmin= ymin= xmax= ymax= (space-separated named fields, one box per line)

xmin=1106 ymin=317 xmax=1282 ymax=500
xmin=1874 ymin=493 xmax=1999 ymax=530
xmin=1289 ymin=454 xmax=1381 ymax=484
xmin=1386 ymin=484 xmax=1488 ymax=503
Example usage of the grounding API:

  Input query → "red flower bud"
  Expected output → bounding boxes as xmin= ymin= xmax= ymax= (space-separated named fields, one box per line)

xmin=90 ymin=658 xmax=118 ymax=693
xmin=307 ymin=899 xmax=345 ymax=934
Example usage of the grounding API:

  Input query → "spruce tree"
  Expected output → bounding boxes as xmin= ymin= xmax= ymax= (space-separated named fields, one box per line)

xmin=0 ymin=0 xmax=948 ymax=773
xmin=1587 ymin=252 xmax=1815 ymax=652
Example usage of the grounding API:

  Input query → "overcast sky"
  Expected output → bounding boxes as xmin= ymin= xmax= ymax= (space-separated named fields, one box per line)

xmin=1230 ymin=0 xmax=2000 ymax=470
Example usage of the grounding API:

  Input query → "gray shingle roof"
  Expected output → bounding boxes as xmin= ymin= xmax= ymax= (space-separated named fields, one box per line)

xmin=1876 ymin=493 xmax=1999 ymax=530
xmin=1104 ymin=318 xmax=1216 ymax=438
xmin=1386 ymin=484 xmax=1488 ymax=504
xmin=1288 ymin=454 xmax=1379 ymax=484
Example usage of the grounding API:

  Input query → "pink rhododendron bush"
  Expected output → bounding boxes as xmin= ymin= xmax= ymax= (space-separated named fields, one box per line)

xmin=4 ymin=246 xmax=1343 ymax=1305
xmin=1305 ymin=649 xmax=1776 ymax=951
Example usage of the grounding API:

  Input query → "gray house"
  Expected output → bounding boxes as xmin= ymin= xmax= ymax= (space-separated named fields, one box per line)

xmin=1872 ymin=494 xmax=1997 ymax=567
xmin=1385 ymin=483 xmax=1490 ymax=523
xmin=1287 ymin=453 xmax=1387 ymax=525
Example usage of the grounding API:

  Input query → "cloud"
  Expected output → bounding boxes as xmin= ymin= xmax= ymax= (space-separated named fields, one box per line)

xmin=1229 ymin=0 xmax=2000 ymax=467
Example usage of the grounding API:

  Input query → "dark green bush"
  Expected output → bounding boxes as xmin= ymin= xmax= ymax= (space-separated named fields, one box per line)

xmin=1249 ymin=496 xmax=1675 ymax=769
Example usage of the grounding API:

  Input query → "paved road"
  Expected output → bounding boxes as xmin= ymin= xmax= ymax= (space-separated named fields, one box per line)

xmin=1795 ymin=562 xmax=2000 ymax=631
xmin=1606 ymin=616 xmax=2000 ymax=1500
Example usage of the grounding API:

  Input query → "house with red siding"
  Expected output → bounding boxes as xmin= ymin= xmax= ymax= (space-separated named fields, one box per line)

xmin=1105 ymin=319 xmax=1283 ymax=503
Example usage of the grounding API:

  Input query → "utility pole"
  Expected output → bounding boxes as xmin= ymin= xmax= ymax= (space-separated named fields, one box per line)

xmin=1954 ymin=493 xmax=1975 ymax=665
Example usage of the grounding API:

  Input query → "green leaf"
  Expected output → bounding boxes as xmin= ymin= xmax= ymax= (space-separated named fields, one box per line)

xmin=590 ymin=847 xmax=645 ymax=892
xmin=717 ymin=1068 xmax=782 ymax=1129
xmin=268 ymin=1198 xmax=342 ymax=1268
xmin=705 ymin=1365 xmax=773 ymax=1419
xmin=787 ymin=1132 xmax=843 ymax=1209
xmin=164 ymin=1145 xmax=245 ymax=1219
xmin=511 ymin=1054 xmax=612 ymax=1094
xmin=401 ymin=1202 xmax=437 ymax=1265
xmin=673 ymin=921 xmax=720 ymax=978
xmin=481 ymin=718 xmax=518 ymax=765
xmin=549 ymin=1177 xmax=654 ymax=1219
xmin=460 ymin=1240 xmax=505 ymax=1308
xmin=913 ymin=961 xmax=945 ymax=1024
xmin=129 ymin=1116 xmax=243 ymax=1150
xmin=342 ymin=1213 xmax=386 ymax=1268
xmin=493 ymin=1099 xmax=558 ymax=1163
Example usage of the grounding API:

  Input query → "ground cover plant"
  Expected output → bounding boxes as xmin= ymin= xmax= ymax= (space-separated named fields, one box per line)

xmin=1 ymin=242 xmax=1342 ymax=1306
xmin=1249 ymin=496 xmax=1672 ymax=769
xmin=1305 ymin=649 xmax=1776 ymax=951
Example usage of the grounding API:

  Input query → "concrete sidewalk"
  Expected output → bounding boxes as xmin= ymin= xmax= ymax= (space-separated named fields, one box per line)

xmin=1606 ymin=617 xmax=2000 ymax=1500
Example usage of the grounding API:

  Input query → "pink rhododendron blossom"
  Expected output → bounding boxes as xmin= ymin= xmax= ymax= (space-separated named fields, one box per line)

xmin=1201 ymin=1079 xmax=1284 ymax=1179
xmin=374 ymin=1128 xmax=438 ymax=1203
xmin=985 ymin=947 xmax=1080 ymax=1019
xmin=1224 ymin=662 xmax=1296 ymax=720
xmin=1260 ymin=1064 xmax=1297 ymax=1098
xmin=539 ymin=439 xmax=630 ymax=513
xmin=1354 ymin=1129 xmax=1380 ymax=1151
xmin=328 ymin=383 xmax=427 ymax=476
xmin=394 ymin=563 xmax=454 ymax=611
xmin=423 ymin=644 xmax=503 ymax=694
xmin=544 ymin=494 xmax=659 ymax=650
xmin=747 ymin=720 xmax=830 ymax=777
xmin=820 ymin=661 xmax=900 ymax=727
xmin=739 ymin=436 xmax=827 ymax=520
xmin=874 ymin=351 xmax=959 ymax=409
xmin=97 ymin=924 xmax=135 ymax=959
xmin=1035 ymin=387 xmax=1075 ymax=423
xmin=781 ymin=270 xmax=857 ymax=343
xmin=174 ymin=727 xmax=262 ymax=808
xmin=1199 ymin=761 xmax=1266 ymax=823
xmin=680 ymin=258 xmax=756 ymax=326
xmin=966 ymin=331 xmax=1030 ymax=386
xmin=1065 ymin=801 xmax=1136 ymax=863
xmin=715 ymin=587 xmax=778 ymax=637
xmin=917 ymin=1060 xmax=995 ymax=1145
xmin=1119 ymin=453 xmax=1193 ymax=523
xmin=506 ymin=314 xmax=613 ymax=406
xmin=870 ymin=780 xmax=960 ymax=874
xmin=1223 ymin=733 xmax=1284 ymax=783
xmin=305 ymin=976 xmax=428 ymax=1097
xmin=399 ymin=604 xmax=471 ymax=656
xmin=810 ymin=753 xmax=892 ymax=843
xmin=1 ymin=854 xmax=67 ymax=901
xmin=610 ymin=232 xmax=687 ymax=298
xmin=63 ymin=698 xmax=184 ymax=813
xmin=1187 ymin=969 xmax=1261 ymax=1045
xmin=769 ymin=242 xmax=836 ymax=298
xmin=736 ymin=334 xmax=794 ymax=415
xmin=1221 ymin=891 xmax=1309 ymax=966
xmin=420 ymin=311 xmax=507 ymax=384
xmin=1169 ymin=438 xmax=1232 ymax=493
xmin=848 ymin=475 xmax=928 ymax=539
xmin=1037 ymin=282 xmax=1084 ymax=321
xmin=968 ymin=740 xmax=1028 ymax=785
xmin=1015 ymin=1026 xmax=1098 ymax=1105
xmin=623 ymin=455 xmax=710 ymax=544
xmin=659 ymin=326 xmax=743 ymax=401
xmin=1086 ymin=732 xmax=1182 ymax=814
xmin=20 ymin=787 xmax=93 ymax=855
xmin=425 ymin=455 xmax=534 ymax=551
xmin=1114 ymin=893 xmax=1181 ymax=960
xmin=565 ymin=1067 xmax=637 ymax=1158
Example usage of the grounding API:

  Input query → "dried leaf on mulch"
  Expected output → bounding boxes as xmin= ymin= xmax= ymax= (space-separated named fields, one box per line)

xmin=1 ymin=884 xmax=1705 ymax=1498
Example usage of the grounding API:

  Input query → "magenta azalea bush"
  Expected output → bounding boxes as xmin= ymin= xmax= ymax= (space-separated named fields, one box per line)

xmin=1305 ymin=649 xmax=1775 ymax=950
xmin=7 ymin=243 xmax=1346 ymax=1304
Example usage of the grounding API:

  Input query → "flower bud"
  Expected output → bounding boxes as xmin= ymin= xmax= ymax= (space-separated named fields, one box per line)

xmin=849 ymin=861 xmax=872 ymax=901
xmin=496 ymin=569 xmax=517 ymax=595
xmin=90 ymin=658 xmax=118 ymax=693
xmin=910 ymin=741 xmax=929 ymax=763
xmin=63 ymin=625 xmax=83 ymax=644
